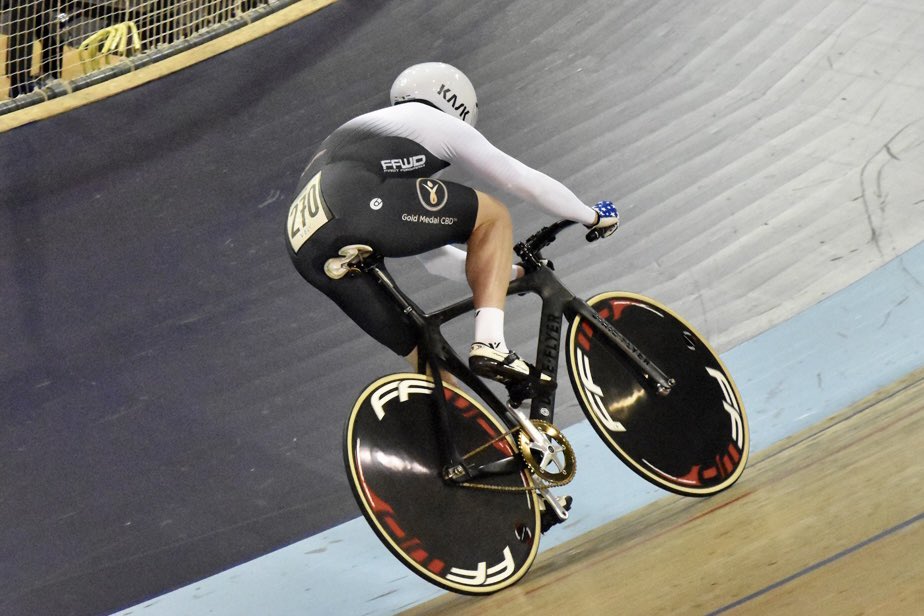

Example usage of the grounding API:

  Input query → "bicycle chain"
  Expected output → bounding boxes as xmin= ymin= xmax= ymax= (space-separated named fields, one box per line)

xmin=457 ymin=421 xmax=576 ymax=493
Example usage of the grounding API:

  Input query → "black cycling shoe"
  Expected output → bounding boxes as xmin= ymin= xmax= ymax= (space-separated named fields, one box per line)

xmin=540 ymin=495 xmax=573 ymax=534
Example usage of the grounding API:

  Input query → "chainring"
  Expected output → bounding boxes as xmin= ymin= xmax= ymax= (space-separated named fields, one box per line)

xmin=517 ymin=420 xmax=576 ymax=484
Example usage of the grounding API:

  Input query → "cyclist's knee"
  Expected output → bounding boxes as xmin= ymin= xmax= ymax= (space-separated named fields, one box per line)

xmin=473 ymin=191 xmax=512 ymax=232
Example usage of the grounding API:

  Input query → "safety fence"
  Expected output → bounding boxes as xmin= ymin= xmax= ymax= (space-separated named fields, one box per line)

xmin=0 ymin=0 xmax=300 ymax=114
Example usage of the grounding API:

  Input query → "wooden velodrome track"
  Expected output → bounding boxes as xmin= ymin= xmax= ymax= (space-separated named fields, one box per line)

xmin=408 ymin=369 xmax=924 ymax=615
xmin=2 ymin=0 xmax=923 ymax=614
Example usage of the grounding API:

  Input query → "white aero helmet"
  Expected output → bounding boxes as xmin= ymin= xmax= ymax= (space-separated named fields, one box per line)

xmin=390 ymin=62 xmax=479 ymax=127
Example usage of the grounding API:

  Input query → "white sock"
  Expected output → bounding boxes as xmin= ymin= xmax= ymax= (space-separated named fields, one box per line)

xmin=474 ymin=307 xmax=508 ymax=352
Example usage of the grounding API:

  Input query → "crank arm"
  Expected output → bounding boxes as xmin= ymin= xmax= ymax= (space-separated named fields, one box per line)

xmin=506 ymin=404 xmax=550 ymax=448
xmin=537 ymin=484 xmax=569 ymax=521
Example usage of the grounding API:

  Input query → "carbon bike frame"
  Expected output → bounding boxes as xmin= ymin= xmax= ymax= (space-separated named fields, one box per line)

xmin=358 ymin=220 xmax=674 ymax=481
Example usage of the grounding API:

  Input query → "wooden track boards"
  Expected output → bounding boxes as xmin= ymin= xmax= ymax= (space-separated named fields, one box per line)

xmin=405 ymin=368 xmax=924 ymax=615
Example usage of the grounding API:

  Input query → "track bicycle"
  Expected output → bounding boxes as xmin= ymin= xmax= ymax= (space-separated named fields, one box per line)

xmin=338 ymin=219 xmax=749 ymax=594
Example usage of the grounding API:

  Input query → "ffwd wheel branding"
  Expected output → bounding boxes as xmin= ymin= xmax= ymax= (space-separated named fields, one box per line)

xmin=706 ymin=367 xmax=745 ymax=450
xmin=370 ymin=377 xmax=434 ymax=419
xmin=445 ymin=546 xmax=516 ymax=586
xmin=575 ymin=348 xmax=626 ymax=432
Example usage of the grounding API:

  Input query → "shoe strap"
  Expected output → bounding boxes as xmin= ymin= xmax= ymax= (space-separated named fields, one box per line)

xmin=502 ymin=352 xmax=522 ymax=366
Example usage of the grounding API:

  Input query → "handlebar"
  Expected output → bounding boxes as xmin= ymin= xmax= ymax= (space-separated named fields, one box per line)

xmin=515 ymin=217 xmax=612 ymax=270
xmin=516 ymin=214 xmax=611 ymax=254
xmin=514 ymin=220 xmax=572 ymax=269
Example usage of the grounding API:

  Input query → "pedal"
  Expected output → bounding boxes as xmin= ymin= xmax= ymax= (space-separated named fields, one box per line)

xmin=324 ymin=244 xmax=374 ymax=280
xmin=506 ymin=373 xmax=555 ymax=404
xmin=540 ymin=494 xmax=573 ymax=533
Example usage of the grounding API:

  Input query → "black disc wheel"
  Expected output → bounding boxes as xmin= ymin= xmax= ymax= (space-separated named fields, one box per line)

xmin=343 ymin=373 xmax=541 ymax=594
xmin=566 ymin=293 xmax=749 ymax=496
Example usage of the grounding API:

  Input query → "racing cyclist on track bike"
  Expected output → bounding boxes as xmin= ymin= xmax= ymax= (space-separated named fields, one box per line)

xmin=285 ymin=62 xmax=620 ymax=385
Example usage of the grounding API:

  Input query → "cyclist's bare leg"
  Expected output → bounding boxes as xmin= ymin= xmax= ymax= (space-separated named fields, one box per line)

xmin=466 ymin=192 xmax=550 ymax=383
xmin=466 ymin=191 xmax=514 ymax=316
xmin=397 ymin=194 xmax=513 ymax=386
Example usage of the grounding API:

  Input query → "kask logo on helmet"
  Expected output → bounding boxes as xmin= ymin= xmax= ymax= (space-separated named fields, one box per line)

xmin=390 ymin=62 xmax=478 ymax=127
xmin=437 ymin=84 xmax=473 ymax=123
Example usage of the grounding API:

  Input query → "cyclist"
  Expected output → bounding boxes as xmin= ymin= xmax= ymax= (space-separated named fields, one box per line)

xmin=286 ymin=62 xmax=619 ymax=383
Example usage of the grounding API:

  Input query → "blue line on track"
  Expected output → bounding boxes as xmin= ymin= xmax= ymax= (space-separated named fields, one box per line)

xmin=706 ymin=511 xmax=924 ymax=615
